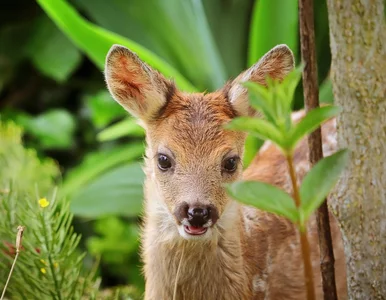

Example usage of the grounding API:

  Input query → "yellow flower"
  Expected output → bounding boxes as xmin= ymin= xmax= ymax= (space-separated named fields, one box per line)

xmin=38 ymin=198 xmax=49 ymax=208
xmin=40 ymin=259 xmax=47 ymax=265
xmin=40 ymin=268 xmax=46 ymax=274
xmin=53 ymin=262 xmax=59 ymax=268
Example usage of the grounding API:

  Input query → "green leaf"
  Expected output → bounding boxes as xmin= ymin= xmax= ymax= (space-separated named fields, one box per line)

xmin=70 ymin=163 xmax=145 ymax=218
xmin=74 ymin=0 xmax=227 ymax=90
xmin=36 ymin=0 xmax=197 ymax=92
xmin=203 ymin=0 xmax=254 ymax=78
xmin=27 ymin=16 xmax=82 ymax=82
xmin=319 ymin=78 xmax=334 ymax=104
xmin=227 ymin=181 xmax=298 ymax=222
xmin=87 ymin=217 xmax=139 ymax=261
xmin=278 ymin=65 xmax=304 ymax=111
xmin=300 ymin=150 xmax=350 ymax=221
xmin=85 ymin=90 xmax=126 ymax=128
xmin=97 ymin=118 xmax=144 ymax=142
xmin=248 ymin=0 xmax=298 ymax=66
xmin=61 ymin=143 xmax=144 ymax=199
xmin=243 ymin=135 xmax=264 ymax=169
xmin=24 ymin=109 xmax=76 ymax=149
xmin=244 ymin=81 xmax=276 ymax=123
xmin=289 ymin=106 xmax=341 ymax=149
xmin=226 ymin=117 xmax=285 ymax=151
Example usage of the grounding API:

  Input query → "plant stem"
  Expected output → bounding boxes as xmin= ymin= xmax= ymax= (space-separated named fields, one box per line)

xmin=286 ymin=155 xmax=316 ymax=300
xmin=1 ymin=226 xmax=24 ymax=300
xmin=299 ymin=0 xmax=338 ymax=298
xmin=286 ymin=154 xmax=301 ymax=208
xmin=0 ymin=252 xmax=20 ymax=300
xmin=300 ymin=228 xmax=316 ymax=300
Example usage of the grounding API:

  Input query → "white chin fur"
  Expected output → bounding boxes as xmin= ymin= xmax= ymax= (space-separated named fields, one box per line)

xmin=177 ymin=225 xmax=213 ymax=241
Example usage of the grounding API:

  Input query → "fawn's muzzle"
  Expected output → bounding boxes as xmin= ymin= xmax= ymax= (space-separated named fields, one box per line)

xmin=174 ymin=202 xmax=219 ymax=228
xmin=188 ymin=207 xmax=209 ymax=227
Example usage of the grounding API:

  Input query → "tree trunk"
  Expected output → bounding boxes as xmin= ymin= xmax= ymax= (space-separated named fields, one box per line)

xmin=327 ymin=0 xmax=386 ymax=298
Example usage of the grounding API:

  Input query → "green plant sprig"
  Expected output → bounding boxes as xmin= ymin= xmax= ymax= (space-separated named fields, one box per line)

xmin=225 ymin=66 xmax=349 ymax=300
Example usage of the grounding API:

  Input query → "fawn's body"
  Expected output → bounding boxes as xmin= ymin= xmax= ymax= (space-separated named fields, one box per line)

xmin=105 ymin=44 xmax=347 ymax=299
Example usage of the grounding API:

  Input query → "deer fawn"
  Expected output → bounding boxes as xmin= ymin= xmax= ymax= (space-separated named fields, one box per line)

xmin=104 ymin=44 xmax=347 ymax=300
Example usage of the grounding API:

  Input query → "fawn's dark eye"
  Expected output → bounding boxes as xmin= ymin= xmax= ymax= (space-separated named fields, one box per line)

xmin=222 ymin=157 xmax=239 ymax=173
xmin=158 ymin=154 xmax=172 ymax=171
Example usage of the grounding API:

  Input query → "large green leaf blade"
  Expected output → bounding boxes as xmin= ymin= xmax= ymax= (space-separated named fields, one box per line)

xmin=300 ymin=150 xmax=350 ymax=220
xmin=319 ymin=78 xmax=334 ymax=104
xmin=227 ymin=181 xmax=298 ymax=222
xmin=70 ymin=163 xmax=145 ymax=218
xmin=248 ymin=0 xmax=298 ymax=66
xmin=84 ymin=90 xmax=126 ymax=128
xmin=24 ymin=109 xmax=76 ymax=149
xmin=289 ymin=106 xmax=341 ymax=149
xmin=97 ymin=118 xmax=144 ymax=142
xmin=36 ymin=0 xmax=196 ymax=92
xmin=226 ymin=117 xmax=284 ymax=150
xmin=61 ymin=143 xmax=144 ymax=199
xmin=74 ymin=0 xmax=227 ymax=90
xmin=27 ymin=16 xmax=82 ymax=82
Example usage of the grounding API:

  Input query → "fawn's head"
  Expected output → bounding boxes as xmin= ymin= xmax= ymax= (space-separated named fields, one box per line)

xmin=105 ymin=44 xmax=294 ymax=241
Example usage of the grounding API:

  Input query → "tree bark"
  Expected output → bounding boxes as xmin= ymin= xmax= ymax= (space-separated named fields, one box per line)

xmin=327 ymin=0 xmax=386 ymax=298
xmin=299 ymin=0 xmax=338 ymax=299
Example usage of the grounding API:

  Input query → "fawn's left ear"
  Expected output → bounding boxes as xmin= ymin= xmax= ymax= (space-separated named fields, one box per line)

xmin=104 ymin=44 xmax=174 ymax=122
xmin=227 ymin=44 xmax=295 ymax=116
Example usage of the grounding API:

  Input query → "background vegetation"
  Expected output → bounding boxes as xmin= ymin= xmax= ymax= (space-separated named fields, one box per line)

xmin=1 ymin=0 xmax=334 ymax=296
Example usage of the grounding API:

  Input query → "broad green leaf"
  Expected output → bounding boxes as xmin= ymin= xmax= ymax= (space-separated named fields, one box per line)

xmin=314 ymin=0 xmax=331 ymax=87
xmin=300 ymin=150 xmax=349 ymax=221
xmin=27 ymin=16 xmax=82 ymax=82
xmin=243 ymin=135 xmax=264 ymax=169
xmin=289 ymin=106 xmax=341 ymax=149
xmin=248 ymin=0 xmax=298 ymax=66
xmin=61 ymin=143 xmax=144 ymax=198
xmin=227 ymin=181 xmax=298 ymax=222
xmin=278 ymin=65 xmax=304 ymax=111
xmin=203 ymin=0 xmax=253 ymax=78
xmin=87 ymin=217 xmax=139 ymax=261
xmin=36 ymin=0 xmax=196 ymax=92
xmin=226 ymin=117 xmax=285 ymax=151
xmin=74 ymin=0 xmax=227 ymax=90
xmin=97 ymin=118 xmax=144 ymax=142
xmin=85 ymin=90 xmax=126 ymax=128
xmin=244 ymin=81 xmax=276 ymax=123
xmin=319 ymin=78 xmax=334 ymax=104
xmin=23 ymin=109 xmax=76 ymax=149
xmin=70 ymin=163 xmax=144 ymax=218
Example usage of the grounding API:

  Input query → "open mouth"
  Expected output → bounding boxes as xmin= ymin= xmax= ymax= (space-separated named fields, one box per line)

xmin=184 ymin=225 xmax=208 ymax=235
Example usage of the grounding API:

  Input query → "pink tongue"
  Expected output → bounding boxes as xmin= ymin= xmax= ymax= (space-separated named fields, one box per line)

xmin=188 ymin=226 xmax=205 ymax=234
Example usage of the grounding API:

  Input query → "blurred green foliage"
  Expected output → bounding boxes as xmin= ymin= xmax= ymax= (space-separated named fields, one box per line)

xmin=0 ymin=122 xmax=142 ymax=299
xmin=0 ymin=0 xmax=334 ymax=293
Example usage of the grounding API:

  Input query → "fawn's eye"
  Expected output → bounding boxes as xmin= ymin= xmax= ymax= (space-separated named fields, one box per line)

xmin=222 ymin=156 xmax=239 ymax=173
xmin=158 ymin=154 xmax=172 ymax=171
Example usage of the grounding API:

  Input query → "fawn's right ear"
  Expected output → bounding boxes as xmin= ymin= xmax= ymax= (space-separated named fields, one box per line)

xmin=227 ymin=44 xmax=295 ymax=116
xmin=104 ymin=45 xmax=174 ymax=122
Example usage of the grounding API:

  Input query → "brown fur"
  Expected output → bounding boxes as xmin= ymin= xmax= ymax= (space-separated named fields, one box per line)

xmin=104 ymin=44 xmax=347 ymax=299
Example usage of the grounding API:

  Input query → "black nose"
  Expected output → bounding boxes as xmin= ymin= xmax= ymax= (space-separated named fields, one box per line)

xmin=187 ymin=206 xmax=210 ymax=227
